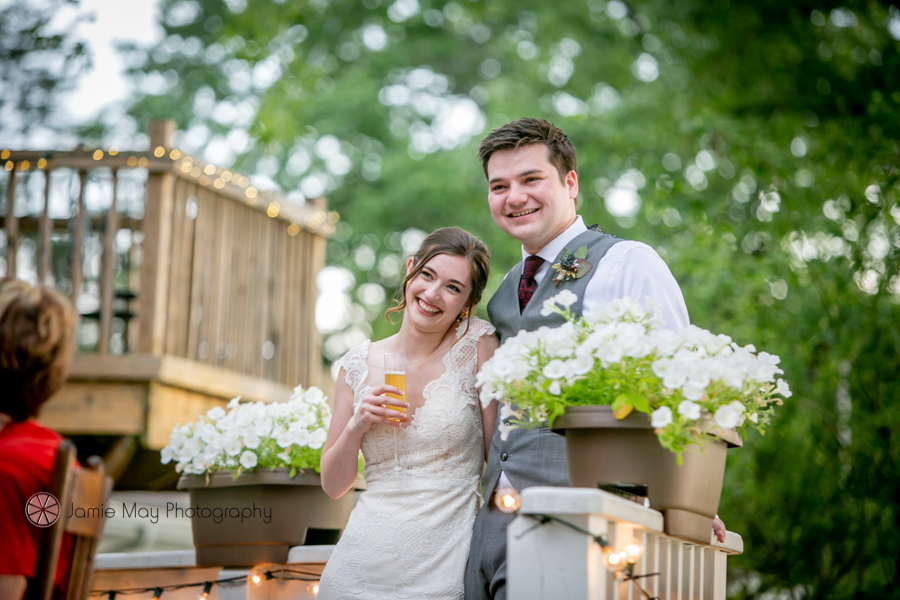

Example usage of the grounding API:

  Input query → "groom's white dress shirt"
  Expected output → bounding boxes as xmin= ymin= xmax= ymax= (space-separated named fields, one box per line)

xmin=495 ymin=216 xmax=690 ymax=493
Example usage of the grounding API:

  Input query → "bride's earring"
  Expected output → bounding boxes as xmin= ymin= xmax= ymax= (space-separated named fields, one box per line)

xmin=457 ymin=308 xmax=469 ymax=322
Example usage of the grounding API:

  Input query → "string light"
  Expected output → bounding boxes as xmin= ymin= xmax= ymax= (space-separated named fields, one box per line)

xmin=494 ymin=487 xmax=521 ymax=513
xmin=0 ymin=150 xmax=8 ymax=159
xmin=93 ymin=150 xmax=103 ymax=160
xmin=248 ymin=565 xmax=276 ymax=587
xmin=625 ymin=537 xmax=644 ymax=563
xmin=109 ymin=146 xmax=119 ymax=156
xmin=169 ymin=149 xmax=181 ymax=160
xmin=37 ymin=158 xmax=48 ymax=169
xmin=203 ymin=164 xmax=216 ymax=176
xmin=138 ymin=157 xmax=149 ymax=167
xmin=127 ymin=156 xmax=138 ymax=167
xmin=154 ymin=146 xmax=166 ymax=158
xmin=91 ymin=567 xmax=322 ymax=598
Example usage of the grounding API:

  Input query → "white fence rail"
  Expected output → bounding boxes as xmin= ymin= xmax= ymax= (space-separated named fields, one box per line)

xmin=508 ymin=488 xmax=742 ymax=600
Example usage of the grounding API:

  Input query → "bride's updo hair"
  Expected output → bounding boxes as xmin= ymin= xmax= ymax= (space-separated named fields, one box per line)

xmin=386 ymin=227 xmax=490 ymax=324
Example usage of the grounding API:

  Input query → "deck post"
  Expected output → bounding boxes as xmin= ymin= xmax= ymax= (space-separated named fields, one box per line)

xmin=137 ymin=120 xmax=177 ymax=354
xmin=4 ymin=167 xmax=18 ymax=277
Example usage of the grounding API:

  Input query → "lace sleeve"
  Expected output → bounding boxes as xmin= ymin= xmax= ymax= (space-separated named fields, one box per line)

xmin=334 ymin=340 xmax=371 ymax=397
xmin=451 ymin=317 xmax=496 ymax=406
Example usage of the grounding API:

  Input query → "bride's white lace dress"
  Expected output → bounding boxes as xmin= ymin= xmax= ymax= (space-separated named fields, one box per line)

xmin=318 ymin=317 xmax=494 ymax=600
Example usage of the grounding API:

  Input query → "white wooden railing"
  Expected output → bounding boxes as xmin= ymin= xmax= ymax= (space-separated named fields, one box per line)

xmin=508 ymin=487 xmax=743 ymax=600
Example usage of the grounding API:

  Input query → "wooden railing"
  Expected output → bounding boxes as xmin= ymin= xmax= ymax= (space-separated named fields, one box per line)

xmin=1 ymin=121 xmax=334 ymax=389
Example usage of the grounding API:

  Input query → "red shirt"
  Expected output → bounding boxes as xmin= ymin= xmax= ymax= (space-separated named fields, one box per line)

xmin=0 ymin=419 xmax=74 ymax=599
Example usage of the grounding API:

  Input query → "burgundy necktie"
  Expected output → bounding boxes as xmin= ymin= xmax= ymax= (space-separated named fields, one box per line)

xmin=518 ymin=255 xmax=545 ymax=313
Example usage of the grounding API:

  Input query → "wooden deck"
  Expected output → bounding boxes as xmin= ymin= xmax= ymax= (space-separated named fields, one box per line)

xmin=2 ymin=121 xmax=334 ymax=467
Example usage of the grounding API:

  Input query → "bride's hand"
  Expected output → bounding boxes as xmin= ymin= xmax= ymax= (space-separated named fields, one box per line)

xmin=350 ymin=385 xmax=409 ymax=433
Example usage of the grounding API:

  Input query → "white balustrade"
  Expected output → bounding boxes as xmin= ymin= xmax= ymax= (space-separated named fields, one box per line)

xmin=507 ymin=487 xmax=742 ymax=600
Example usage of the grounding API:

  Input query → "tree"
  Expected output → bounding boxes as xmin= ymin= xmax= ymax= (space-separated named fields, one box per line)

xmin=0 ymin=0 xmax=91 ymax=146
xmin=121 ymin=0 xmax=900 ymax=595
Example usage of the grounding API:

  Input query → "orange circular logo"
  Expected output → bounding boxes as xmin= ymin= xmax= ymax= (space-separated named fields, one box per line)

xmin=26 ymin=492 xmax=60 ymax=528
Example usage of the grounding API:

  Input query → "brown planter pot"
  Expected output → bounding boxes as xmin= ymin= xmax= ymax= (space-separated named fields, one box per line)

xmin=553 ymin=406 xmax=741 ymax=544
xmin=177 ymin=468 xmax=358 ymax=566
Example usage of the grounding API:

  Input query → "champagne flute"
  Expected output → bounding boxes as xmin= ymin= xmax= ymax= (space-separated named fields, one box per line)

xmin=384 ymin=353 xmax=406 ymax=471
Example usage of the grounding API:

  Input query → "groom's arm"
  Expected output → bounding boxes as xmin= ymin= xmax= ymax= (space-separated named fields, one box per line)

xmin=582 ymin=241 xmax=689 ymax=332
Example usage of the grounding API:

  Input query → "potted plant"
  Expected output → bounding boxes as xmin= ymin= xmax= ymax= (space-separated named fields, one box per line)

xmin=161 ymin=385 xmax=363 ymax=566
xmin=477 ymin=291 xmax=791 ymax=543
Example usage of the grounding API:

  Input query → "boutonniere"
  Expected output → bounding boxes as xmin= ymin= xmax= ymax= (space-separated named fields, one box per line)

xmin=551 ymin=245 xmax=593 ymax=286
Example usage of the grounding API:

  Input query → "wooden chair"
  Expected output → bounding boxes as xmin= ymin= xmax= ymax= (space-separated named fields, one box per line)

xmin=32 ymin=439 xmax=113 ymax=600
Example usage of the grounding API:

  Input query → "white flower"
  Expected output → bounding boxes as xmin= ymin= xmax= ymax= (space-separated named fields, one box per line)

xmin=304 ymin=387 xmax=327 ymax=405
xmin=276 ymin=451 xmax=291 ymax=463
xmin=651 ymin=406 xmax=673 ymax=428
xmin=548 ymin=381 xmax=562 ymax=396
xmin=714 ymin=401 xmax=747 ymax=429
xmin=748 ymin=412 xmax=759 ymax=424
xmin=681 ymin=380 xmax=707 ymax=401
xmin=678 ymin=400 xmax=702 ymax=420
xmin=239 ymin=450 xmax=258 ymax=470
xmin=307 ymin=428 xmax=327 ymax=450
xmin=553 ymin=289 xmax=578 ymax=308
xmin=498 ymin=421 xmax=516 ymax=441
xmin=243 ymin=432 xmax=261 ymax=449
xmin=224 ymin=440 xmax=242 ymax=456
xmin=277 ymin=431 xmax=295 ymax=449
xmin=499 ymin=404 xmax=521 ymax=421
xmin=206 ymin=406 xmax=226 ymax=421
xmin=774 ymin=378 xmax=792 ymax=398
xmin=543 ymin=359 xmax=567 ymax=380
xmin=227 ymin=395 xmax=242 ymax=409
xmin=541 ymin=297 xmax=559 ymax=317
xmin=295 ymin=429 xmax=310 ymax=446
xmin=160 ymin=446 xmax=174 ymax=465
xmin=254 ymin=419 xmax=273 ymax=437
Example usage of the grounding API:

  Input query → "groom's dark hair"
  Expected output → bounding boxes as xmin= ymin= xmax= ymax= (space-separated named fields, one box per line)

xmin=478 ymin=118 xmax=577 ymax=182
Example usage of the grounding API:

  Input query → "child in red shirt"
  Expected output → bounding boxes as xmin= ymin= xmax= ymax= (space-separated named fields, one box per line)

xmin=0 ymin=278 xmax=78 ymax=600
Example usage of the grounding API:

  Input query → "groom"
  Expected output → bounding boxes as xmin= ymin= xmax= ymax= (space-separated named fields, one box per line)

xmin=464 ymin=119 xmax=696 ymax=600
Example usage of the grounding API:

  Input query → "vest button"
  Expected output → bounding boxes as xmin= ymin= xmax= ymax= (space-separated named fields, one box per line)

xmin=500 ymin=452 xmax=509 ymax=461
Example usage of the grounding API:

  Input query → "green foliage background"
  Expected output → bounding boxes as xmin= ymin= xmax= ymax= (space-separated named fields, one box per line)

xmin=113 ymin=0 xmax=900 ymax=595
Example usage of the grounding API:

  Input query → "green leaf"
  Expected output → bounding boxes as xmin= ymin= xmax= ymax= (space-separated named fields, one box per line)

xmin=631 ymin=393 xmax=651 ymax=414
xmin=612 ymin=394 xmax=630 ymax=411
xmin=574 ymin=245 xmax=588 ymax=259
xmin=289 ymin=466 xmax=297 ymax=478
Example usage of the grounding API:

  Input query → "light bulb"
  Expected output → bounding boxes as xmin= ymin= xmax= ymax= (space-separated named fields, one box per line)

xmin=494 ymin=486 xmax=521 ymax=513
xmin=625 ymin=537 xmax=644 ymax=563
xmin=151 ymin=587 xmax=163 ymax=600
xmin=248 ymin=565 xmax=276 ymax=588
xmin=604 ymin=548 xmax=628 ymax=572
xmin=307 ymin=582 xmax=320 ymax=596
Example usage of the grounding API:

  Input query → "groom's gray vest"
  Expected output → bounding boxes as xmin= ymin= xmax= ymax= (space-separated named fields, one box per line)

xmin=484 ymin=228 xmax=621 ymax=495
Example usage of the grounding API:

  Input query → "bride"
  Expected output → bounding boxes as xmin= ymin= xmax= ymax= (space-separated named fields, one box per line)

xmin=318 ymin=227 xmax=498 ymax=600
